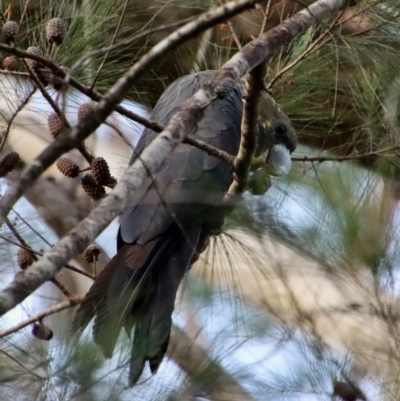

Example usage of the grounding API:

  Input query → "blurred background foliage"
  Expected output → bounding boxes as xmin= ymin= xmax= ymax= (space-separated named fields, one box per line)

xmin=0 ymin=0 xmax=399 ymax=400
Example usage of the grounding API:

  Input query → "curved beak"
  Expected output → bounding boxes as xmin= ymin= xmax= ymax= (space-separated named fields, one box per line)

xmin=265 ymin=144 xmax=292 ymax=177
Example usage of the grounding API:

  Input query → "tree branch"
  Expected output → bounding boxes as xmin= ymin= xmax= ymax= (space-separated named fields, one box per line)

xmin=0 ymin=296 xmax=83 ymax=338
xmin=0 ymin=0 xmax=358 ymax=315
xmin=292 ymin=145 xmax=400 ymax=163
xmin=0 ymin=0 xmax=261 ymax=231
xmin=227 ymin=62 xmax=266 ymax=198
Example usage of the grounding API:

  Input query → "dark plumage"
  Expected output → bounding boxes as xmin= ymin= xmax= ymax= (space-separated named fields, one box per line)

xmin=72 ymin=70 xmax=297 ymax=385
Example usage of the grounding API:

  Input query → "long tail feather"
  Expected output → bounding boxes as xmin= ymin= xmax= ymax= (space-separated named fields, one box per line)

xmin=73 ymin=226 xmax=201 ymax=385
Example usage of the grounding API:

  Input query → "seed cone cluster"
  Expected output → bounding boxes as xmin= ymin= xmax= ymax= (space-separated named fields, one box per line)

xmin=47 ymin=113 xmax=63 ymax=138
xmin=17 ymin=247 xmax=35 ymax=270
xmin=46 ymin=18 xmax=65 ymax=45
xmin=3 ymin=55 xmax=16 ymax=71
xmin=56 ymin=154 xmax=116 ymax=198
xmin=0 ymin=151 xmax=20 ymax=176
xmin=56 ymin=158 xmax=80 ymax=178
xmin=2 ymin=21 xmax=19 ymax=45
xmin=1 ymin=17 xmax=67 ymax=87
xmin=77 ymin=102 xmax=94 ymax=122
xmin=91 ymin=157 xmax=113 ymax=186
xmin=25 ymin=46 xmax=42 ymax=70
xmin=32 ymin=323 xmax=53 ymax=341
xmin=84 ymin=244 xmax=101 ymax=263
xmin=0 ymin=16 xmax=116 ymax=203
xmin=81 ymin=174 xmax=106 ymax=201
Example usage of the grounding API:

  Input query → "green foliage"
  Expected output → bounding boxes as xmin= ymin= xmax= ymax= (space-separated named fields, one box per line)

xmin=2 ymin=0 xmax=400 ymax=400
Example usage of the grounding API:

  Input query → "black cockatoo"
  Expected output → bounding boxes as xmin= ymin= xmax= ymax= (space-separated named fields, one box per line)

xmin=72 ymin=70 xmax=297 ymax=385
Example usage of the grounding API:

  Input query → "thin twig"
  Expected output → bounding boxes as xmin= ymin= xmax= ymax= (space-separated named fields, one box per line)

xmin=267 ymin=10 xmax=343 ymax=90
xmin=227 ymin=19 xmax=242 ymax=49
xmin=108 ymin=118 xmax=234 ymax=164
xmin=4 ymin=4 xmax=11 ymax=23
xmin=267 ymin=37 xmax=327 ymax=89
xmin=0 ymin=296 xmax=83 ymax=338
xmin=11 ymin=208 xmax=52 ymax=247
xmin=5 ymin=218 xmax=75 ymax=297
xmin=5 ymin=218 xmax=30 ymax=252
xmin=18 ymin=0 xmax=31 ymax=26
xmin=8 ymin=210 xmax=96 ymax=280
xmin=22 ymin=60 xmax=68 ymax=126
xmin=0 ymin=87 xmax=36 ymax=153
xmin=0 ymin=234 xmax=36 ymax=253
xmin=49 ymin=278 xmax=73 ymax=298
xmin=267 ymin=2 xmax=381 ymax=89
xmin=217 ymin=0 xmax=242 ymax=49
xmin=260 ymin=0 xmax=273 ymax=34
xmin=63 ymin=263 xmax=95 ymax=280
xmin=192 ymin=28 xmax=213 ymax=72
xmin=79 ymin=167 xmax=91 ymax=173
xmin=292 ymin=146 xmax=400 ymax=162
xmin=0 ymin=232 xmax=95 ymax=280
xmin=70 ymin=16 xmax=198 ymax=76
xmin=0 ymin=348 xmax=48 ymax=380
xmin=348 ymin=22 xmax=387 ymax=37
xmin=22 ymin=61 xmax=94 ymax=164
xmin=186 ymin=134 xmax=236 ymax=166
xmin=0 ymin=69 xmax=29 ymax=76
xmin=104 ymin=121 xmax=133 ymax=149
xmin=90 ymin=0 xmax=129 ymax=91
xmin=226 ymin=62 xmax=266 ymax=197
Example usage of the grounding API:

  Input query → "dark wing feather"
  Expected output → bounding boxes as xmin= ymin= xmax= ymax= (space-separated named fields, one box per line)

xmin=120 ymin=70 xmax=242 ymax=246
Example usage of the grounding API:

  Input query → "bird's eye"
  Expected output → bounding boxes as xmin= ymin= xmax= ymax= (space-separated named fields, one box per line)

xmin=276 ymin=123 xmax=287 ymax=137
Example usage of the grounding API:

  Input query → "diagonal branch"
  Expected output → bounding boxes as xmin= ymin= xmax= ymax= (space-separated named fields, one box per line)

xmin=0 ymin=0 xmax=261 ymax=231
xmin=0 ymin=296 xmax=83 ymax=338
xmin=226 ymin=62 xmax=266 ymax=198
xmin=0 ymin=0 xmax=359 ymax=315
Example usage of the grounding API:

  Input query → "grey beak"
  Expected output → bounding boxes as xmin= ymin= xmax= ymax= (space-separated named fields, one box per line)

xmin=266 ymin=144 xmax=292 ymax=177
